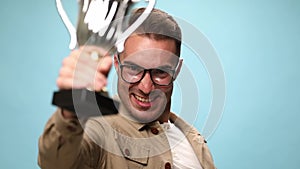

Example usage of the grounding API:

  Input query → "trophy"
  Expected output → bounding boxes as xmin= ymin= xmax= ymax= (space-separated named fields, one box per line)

xmin=52 ymin=0 xmax=156 ymax=118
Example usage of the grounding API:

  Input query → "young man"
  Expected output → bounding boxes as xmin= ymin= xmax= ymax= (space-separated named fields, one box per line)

xmin=38 ymin=8 xmax=216 ymax=169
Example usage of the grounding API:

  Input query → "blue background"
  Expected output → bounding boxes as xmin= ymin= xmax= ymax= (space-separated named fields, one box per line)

xmin=0 ymin=0 xmax=299 ymax=168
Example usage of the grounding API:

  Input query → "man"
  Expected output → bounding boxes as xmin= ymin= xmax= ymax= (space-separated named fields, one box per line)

xmin=38 ymin=8 xmax=216 ymax=169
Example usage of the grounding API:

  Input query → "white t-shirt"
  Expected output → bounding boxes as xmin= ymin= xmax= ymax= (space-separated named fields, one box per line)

xmin=161 ymin=121 xmax=203 ymax=169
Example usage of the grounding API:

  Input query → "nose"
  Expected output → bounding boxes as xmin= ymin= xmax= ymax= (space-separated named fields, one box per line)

xmin=138 ymin=71 xmax=154 ymax=94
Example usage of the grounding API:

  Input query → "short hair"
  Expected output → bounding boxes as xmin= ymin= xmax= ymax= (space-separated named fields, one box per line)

xmin=128 ymin=8 xmax=182 ymax=56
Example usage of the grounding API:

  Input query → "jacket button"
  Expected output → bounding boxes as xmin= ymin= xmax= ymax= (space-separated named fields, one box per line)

xmin=66 ymin=125 xmax=76 ymax=132
xmin=151 ymin=128 xmax=159 ymax=135
xmin=124 ymin=148 xmax=130 ymax=156
xmin=165 ymin=162 xmax=171 ymax=169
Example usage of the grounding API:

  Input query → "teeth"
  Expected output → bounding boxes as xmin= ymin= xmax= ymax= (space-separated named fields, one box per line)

xmin=135 ymin=95 xmax=150 ymax=103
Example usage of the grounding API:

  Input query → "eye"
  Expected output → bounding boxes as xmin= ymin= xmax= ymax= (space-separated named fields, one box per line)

xmin=129 ymin=65 xmax=139 ymax=70
xmin=152 ymin=69 xmax=173 ymax=78
xmin=123 ymin=65 xmax=144 ymax=75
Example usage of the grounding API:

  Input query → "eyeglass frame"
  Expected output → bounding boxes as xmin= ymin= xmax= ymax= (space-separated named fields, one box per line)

xmin=116 ymin=55 xmax=182 ymax=86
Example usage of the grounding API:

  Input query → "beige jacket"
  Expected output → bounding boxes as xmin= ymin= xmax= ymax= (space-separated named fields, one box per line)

xmin=38 ymin=110 xmax=216 ymax=169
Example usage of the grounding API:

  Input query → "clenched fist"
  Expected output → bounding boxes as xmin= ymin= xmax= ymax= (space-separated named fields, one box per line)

xmin=56 ymin=46 xmax=113 ymax=91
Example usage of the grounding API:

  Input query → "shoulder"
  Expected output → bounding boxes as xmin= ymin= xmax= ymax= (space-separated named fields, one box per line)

xmin=169 ymin=112 xmax=204 ymax=137
xmin=86 ymin=114 xmax=124 ymax=131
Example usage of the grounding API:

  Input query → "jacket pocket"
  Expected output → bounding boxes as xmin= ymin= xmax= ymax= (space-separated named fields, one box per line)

xmin=115 ymin=133 xmax=150 ymax=168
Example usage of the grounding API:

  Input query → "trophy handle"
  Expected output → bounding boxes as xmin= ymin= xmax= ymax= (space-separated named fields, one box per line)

xmin=56 ymin=0 xmax=156 ymax=51
xmin=116 ymin=0 xmax=156 ymax=52
xmin=56 ymin=0 xmax=77 ymax=49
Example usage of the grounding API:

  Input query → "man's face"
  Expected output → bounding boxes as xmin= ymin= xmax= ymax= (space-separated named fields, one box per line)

xmin=114 ymin=35 xmax=180 ymax=123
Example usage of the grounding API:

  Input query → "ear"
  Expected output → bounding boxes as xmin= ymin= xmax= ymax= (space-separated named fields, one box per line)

xmin=113 ymin=54 xmax=119 ymax=71
xmin=174 ymin=58 xmax=183 ymax=79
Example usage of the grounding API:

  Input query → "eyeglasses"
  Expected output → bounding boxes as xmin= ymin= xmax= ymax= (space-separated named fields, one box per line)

xmin=117 ymin=56 xmax=179 ymax=86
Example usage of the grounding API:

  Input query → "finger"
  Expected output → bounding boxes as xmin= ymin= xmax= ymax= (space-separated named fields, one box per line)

xmin=57 ymin=76 xmax=89 ymax=89
xmin=66 ymin=49 xmax=82 ymax=61
xmin=57 ymin=68 xmax=108 ymax=90
xmin=97 ymin=56 xmax=113 ymax=75
xmin=73 ymin=67 xmax=107 ymax=86
xmin=59 ymin=66 xmax=74 ymax=78
xmin=56 ymin=77 xmax=74 ymax=89
xmin=75 ymin=51 xmax=100 ymax=70
xmin=62 ymin=54 xmax=78 ymax=70
xmin=93 ymin=72 xmax=108 ymax=91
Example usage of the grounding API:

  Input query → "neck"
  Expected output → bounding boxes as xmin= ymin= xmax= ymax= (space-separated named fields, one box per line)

xmin=157 ymin=101 xmax=171 ymax=123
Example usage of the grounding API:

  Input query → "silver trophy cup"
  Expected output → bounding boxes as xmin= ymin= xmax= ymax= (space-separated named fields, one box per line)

xmin=52 ymin=0 xmax=156 ymax=117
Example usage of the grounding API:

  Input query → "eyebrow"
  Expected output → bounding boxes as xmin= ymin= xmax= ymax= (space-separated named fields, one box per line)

xmin=122 ymin=61 xmax=140 ymax=66
xmin=156 ymin=65 xmax=174 ymax=70
xmin=122 ymin=61 xmax=174 ymax=70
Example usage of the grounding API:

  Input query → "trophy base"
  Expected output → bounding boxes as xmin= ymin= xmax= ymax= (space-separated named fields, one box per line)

xmin=52 ymin=89 xmax=119 ymax=118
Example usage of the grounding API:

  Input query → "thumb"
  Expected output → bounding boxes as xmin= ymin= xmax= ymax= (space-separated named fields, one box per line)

xmin=97 ymin=55 xmax=113 ymax=76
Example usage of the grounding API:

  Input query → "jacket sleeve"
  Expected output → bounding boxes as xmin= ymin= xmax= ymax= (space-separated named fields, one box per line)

xmin=38 ymin=109 xmax=100 ymax=169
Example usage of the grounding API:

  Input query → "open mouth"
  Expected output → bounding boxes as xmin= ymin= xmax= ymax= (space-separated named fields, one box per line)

xmin=134 ymin=94 xmax=151 ymax=103
xmin=131 ymin=93 xmax=155 ymax=109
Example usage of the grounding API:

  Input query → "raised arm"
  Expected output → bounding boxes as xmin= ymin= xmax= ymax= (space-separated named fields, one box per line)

xmin=38 ymin=46 xmax=112 ymax=169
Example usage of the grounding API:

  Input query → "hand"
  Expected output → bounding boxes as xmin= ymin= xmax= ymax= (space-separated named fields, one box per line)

xmin=56 ymin=46 xmax=113 ymax=91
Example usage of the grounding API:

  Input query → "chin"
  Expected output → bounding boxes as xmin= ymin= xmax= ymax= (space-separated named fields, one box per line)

xmin=130 ymin=110 xmax=162 ymax=123
xmin=118 ymin=87 xmax=169 ymax=123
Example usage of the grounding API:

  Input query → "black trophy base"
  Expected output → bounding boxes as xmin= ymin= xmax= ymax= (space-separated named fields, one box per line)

xmin=52 ymin=89 xmax=119 ymax=118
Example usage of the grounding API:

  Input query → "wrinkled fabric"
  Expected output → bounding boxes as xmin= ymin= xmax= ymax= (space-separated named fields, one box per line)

xmin=38 ymin=109 xmax=216 ymax=169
